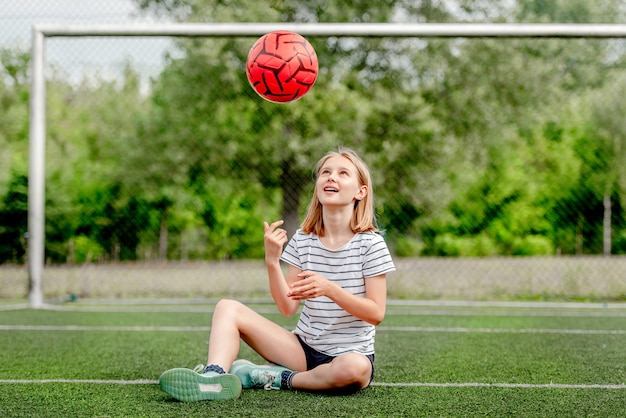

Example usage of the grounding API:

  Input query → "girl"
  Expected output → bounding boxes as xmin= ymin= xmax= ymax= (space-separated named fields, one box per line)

xmin=159 ymin=148 xmax=395 ymax=401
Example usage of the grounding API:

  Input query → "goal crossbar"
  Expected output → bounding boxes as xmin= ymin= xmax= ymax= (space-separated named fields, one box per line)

xmin=27 ymin=23 xmax=626 ymax=308
xmin=35 ymin=22 xmax=626 ymax=38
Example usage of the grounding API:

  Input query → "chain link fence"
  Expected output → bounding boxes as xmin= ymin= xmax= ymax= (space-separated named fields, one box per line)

xmin=1 ymin=1 xmax=626 ymax=302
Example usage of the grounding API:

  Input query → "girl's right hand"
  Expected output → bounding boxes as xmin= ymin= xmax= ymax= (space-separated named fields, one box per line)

xmin=264 ymin=220 xmax=288 ymax=265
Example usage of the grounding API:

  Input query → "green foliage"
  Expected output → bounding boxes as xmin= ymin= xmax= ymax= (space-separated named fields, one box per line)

xmin=2 ymin=1 xmax=626 ymax=263
xmin=391 ymin=235 xmax=425 ymax=258
xmin=0 ymin=48 xmax=30 ymax=226
xmin=70 ymin=235 xmax=105 ymax=263
xmin=511 ymin=235 xmax=554 ymax=256
xmin=182 ymin=179 xmax=279 ymax=260
xmin=0 ymin=163 xmax=28 ymax=263
xmin=41 ymin=68 xmax=152 ymax=262
xmin=433 ymin=233 xmax=498 ymax=257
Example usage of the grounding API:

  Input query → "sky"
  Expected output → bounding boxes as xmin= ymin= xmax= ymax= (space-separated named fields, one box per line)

xmin=1 ymin=0 xmax=173 ymax=86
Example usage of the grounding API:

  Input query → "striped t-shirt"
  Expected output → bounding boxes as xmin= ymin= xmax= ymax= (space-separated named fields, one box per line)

xmin=280 ymin=229 xmax=396 ymax=356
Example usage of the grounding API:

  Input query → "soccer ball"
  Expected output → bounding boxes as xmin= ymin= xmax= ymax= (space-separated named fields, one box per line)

xmin=246 ymin=30 xmax=318 ymax=103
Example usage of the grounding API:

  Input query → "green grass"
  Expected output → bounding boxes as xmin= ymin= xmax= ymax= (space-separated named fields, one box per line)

xmin=0 ymin=301 xmax=625 ymax=417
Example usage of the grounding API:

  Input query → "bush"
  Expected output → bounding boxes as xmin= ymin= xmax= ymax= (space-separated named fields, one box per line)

xmin=71 ymin=235 xmax=105 ymax=263
xmin=393 ymin=236 xmax=424 ymax=257
xmin=433 ymin=233 xmax=498 ymax=257
xmin=512 ymin=235 xmax=554 ymax=256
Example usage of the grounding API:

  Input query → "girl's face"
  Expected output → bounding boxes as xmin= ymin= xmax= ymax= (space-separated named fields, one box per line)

xmin=316 ymin=155 xmax=367 ymax=207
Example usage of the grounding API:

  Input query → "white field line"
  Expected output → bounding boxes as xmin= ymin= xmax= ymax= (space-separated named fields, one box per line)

xmin=48 ymin=307 xmax=626 ymax=318
xmin=0 ymin=379 xmax=623 ymax=390
xmin=370 ymin=382 xmax=626 ymax=389
xmin=380 ymin=326 xmax=626 ymax=335
xmin=0 ymin=325 xmax=212 ymax=331
xmin=0 ymin=379 xmax=158 ymax=384
xmin=3 ymin=299 xmax=626 ymax=317
xmin=0 ymin=324 xmax=624 ymax=334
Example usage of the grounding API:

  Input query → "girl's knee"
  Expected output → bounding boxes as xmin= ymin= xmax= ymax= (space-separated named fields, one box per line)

xmin=333 ymin=354 xmax=371 ymax=389
xmin=213 ymin=299 xmax=245 ymax=318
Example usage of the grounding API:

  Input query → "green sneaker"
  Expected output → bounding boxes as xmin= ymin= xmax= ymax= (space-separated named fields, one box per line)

xmin=159 ymin=365 xmax=242 ymax=401
xmin=230 ymin=359 xmax=291 ymax=390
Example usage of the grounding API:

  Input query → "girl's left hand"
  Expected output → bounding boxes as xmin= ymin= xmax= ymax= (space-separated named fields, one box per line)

xmin=287 ymin=271 xmax=334 ymax=300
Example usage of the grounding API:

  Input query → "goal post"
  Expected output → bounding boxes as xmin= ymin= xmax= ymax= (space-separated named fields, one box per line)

xmin=27 ymin=22 xmax=626 ymax=308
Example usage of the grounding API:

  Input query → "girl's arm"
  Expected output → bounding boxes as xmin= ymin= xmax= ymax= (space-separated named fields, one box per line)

xmin=267 ymin=262 xmax=301 ymax=317
xmin=264 ymin=220 xmax=300 ymax=317
xmin=288 ymin=272 xmax=387 ymax=325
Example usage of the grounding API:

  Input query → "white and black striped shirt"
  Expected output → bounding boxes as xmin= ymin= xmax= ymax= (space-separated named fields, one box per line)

xmin=280 ymin=229 xmax=396 ymax=356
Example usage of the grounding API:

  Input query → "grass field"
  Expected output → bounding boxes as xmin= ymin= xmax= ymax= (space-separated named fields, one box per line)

xmin=0 ymin=299 xmax=624 ymax=417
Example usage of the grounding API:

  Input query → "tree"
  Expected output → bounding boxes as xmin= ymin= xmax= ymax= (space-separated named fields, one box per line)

xmin=582 ymin=72 xmax=626 ymax=254
xmin=0 ymin=48 xmax=31 ymax=263
xmin=417 ymin=0 xmax=624 ymax=255
xmin=41 ymin=63 xmax=149 ymax=262
xmin=129 ymin=0 xmax=456 ymax=246
xmin=0 ymin=165 xmax=28 ymax=263
xmin=5 ymin=0 xmax=622 ymax=264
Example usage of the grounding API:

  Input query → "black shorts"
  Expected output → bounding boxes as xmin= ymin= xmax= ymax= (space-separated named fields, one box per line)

xmin=296 ymin=335 xmax=375 ymax=384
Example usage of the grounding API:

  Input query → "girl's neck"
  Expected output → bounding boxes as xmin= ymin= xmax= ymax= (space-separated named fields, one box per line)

xmin=321 ymin=207 xmax=354 ymax=249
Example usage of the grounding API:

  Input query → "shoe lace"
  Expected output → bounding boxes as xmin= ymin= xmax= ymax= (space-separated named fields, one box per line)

xmin=193 ymin=364 xmax=205 ymax=373
xmin=252 ymin=370 xmax=280 ymax=390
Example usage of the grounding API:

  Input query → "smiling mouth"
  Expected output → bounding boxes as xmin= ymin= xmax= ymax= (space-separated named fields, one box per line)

xmin=323 ymin=186 xmax=338 ymax=192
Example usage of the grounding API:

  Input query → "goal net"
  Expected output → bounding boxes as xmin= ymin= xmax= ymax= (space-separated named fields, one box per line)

xmin=10 ymin=23 xmax=626 ymax=306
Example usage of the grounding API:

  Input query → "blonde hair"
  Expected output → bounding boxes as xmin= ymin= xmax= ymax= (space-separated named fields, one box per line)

xmin=301 ymin=148 xmax=378 ymax=236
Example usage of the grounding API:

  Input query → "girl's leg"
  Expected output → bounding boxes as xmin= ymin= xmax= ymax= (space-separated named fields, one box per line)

xmin=207 ymin=299 xmax=307 ymax=372
xmin=208 ymin=300 xmax=371 ymax=393
xmin=291 ymin=352 xmax=372 ymax=392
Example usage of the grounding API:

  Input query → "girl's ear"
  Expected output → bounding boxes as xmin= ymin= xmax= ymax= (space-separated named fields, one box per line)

xmin=355 ymin=185 xmax=368 ymax=201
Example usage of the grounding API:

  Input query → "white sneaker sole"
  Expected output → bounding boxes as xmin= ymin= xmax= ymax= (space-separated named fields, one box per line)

xmin=159 ymin=368 xmax=242 ymax=401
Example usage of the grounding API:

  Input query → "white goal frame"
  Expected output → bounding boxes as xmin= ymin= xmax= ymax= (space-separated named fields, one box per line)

xmin=28 ymin=22 xmax=626 ymax=308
